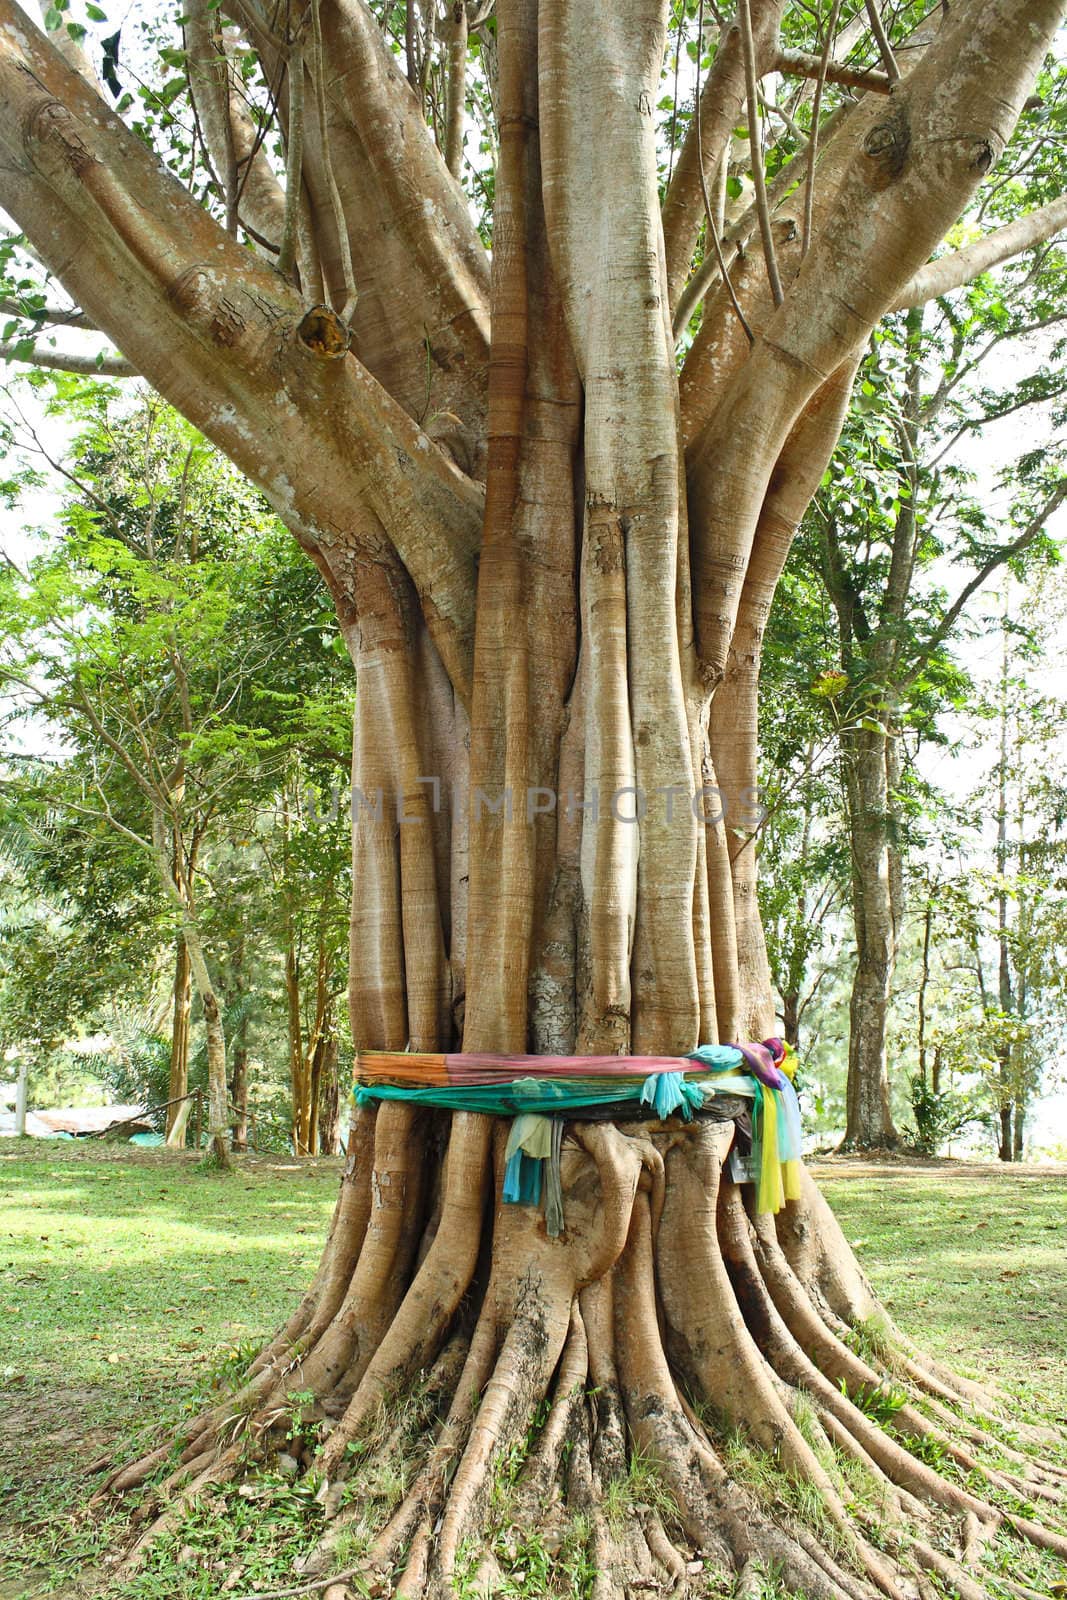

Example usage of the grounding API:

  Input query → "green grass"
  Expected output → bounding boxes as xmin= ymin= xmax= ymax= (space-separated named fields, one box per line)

xmin=0 ymin=1143 xmax=340 ymax=1599
xmin=813 ymin=1159 xmax=1067 ymax=1417
xmin=1 ymin=1145 xmax=1065 ymax=1599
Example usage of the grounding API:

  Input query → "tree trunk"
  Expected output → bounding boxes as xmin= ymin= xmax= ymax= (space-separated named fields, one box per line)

xmin=13 ymin=1053 xmax=27 ymax=1137
xmin=285 ymin=939 xmax=308 ymax=1154
xmin=781 ymin=989 xmax=800 ymax=1050
xmin=307 ymin=1032 xmax=324 ymax=1156
xmin=998 ymin=1101 xmax=1013 ymax=1163
xmin=843 ymin=725 xmax=901 ymax=1148
xmin=166 ymin=935 xmax=191 ymax=1144
xmin=318 ymin=1035 xmax=341 ymax=1155
xmin=230 ymin=1022 xmax=249 ymax=1152
xmin=917 ymin=893 xmax=933 ymax=1091
xmin=6 ymin=0 xmax=1065 ymax=1588
xmin=995 ymin=605 xmax=1016 ymax=1166
xmin=180 ymin=912 xmax=231 ymax=1169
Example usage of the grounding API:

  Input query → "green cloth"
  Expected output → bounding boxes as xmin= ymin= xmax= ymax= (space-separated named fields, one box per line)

xmin=505 ymin=1113 xmax=555 ymax=1162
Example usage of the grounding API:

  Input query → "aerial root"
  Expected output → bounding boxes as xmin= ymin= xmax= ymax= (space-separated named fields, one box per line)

xmin=96 ymin=1112 xmax=1067 ymax=1599
xmin=316 ymin=1114 xmax=492 ymax=1477
xmin=742 ymin=1197 xmax=1067 ymax=1544
xmin=903 ymin=1532 xmax=994 ymax=1600
xmin=275 ymin=1106 xmax=430 ymax=1408
xmin=119 ymin=1442 xmax=244 ymax=1572
xmin=515 ymin=1299 xmax=588 ymax=1504
xmin=436 ymin=1289 xmax=574 ymax=1577
xmin=361 ymin=1315 xmax=501 ymax=1574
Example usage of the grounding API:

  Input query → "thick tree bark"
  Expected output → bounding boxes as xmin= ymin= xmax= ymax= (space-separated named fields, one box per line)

xmin=3 ymin=0 xmax=1066 ymax=1590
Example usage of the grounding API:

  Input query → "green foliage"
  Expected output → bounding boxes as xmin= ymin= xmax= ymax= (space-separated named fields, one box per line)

xmin=845 ymin=1378 xmax=908 ymax=1427
xmin=907 ymin=1075 xmax=987 ymax=1157
xmin=759 ymin=144 xmax=1067 ymax=1130
xmin=0 ymin=387 xmax=352 ymax=1139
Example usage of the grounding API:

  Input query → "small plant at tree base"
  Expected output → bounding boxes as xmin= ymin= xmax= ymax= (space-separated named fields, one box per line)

xmin=907 ymin=1075 xmax=988 ymax=1156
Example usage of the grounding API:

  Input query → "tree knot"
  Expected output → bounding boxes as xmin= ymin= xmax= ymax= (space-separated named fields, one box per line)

xmin=296 ymin=305 xmax=352 ymax=361
xmin=863 ymin=104 xmax=911 ymax=184
xmin=970 ymin=139 xmax=995 ymax=174
xmin=25 ymin=95 xmax=93 ymax=175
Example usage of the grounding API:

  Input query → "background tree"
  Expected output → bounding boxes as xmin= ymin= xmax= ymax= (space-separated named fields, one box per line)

xmin=1 ymin=0 xmax=1067 ymax=1592
xmin=758 ymin=232 xmax=1066 ymax=1148
xmin=0 ymin=388 xmax=351 ymax=1155
xmin=908 ymin=589 xmax=1067 ymax=1159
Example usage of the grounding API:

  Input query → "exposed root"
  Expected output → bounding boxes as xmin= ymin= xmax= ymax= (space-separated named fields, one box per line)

xmin=95 ymin=1109 xmax=1067 ymax=1598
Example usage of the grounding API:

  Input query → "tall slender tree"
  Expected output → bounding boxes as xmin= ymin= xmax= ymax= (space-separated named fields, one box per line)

xmin=2 ymin=0 xmax=1067 ymax=1590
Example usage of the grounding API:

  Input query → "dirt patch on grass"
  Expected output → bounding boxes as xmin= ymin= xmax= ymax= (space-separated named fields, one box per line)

xmin=810 ymin=1154 xmax=1067 ymax=1180
xmin=0 ymin=1384 xmax=114 ymax=1510
xmin=0 ymin=1142 xmax=343 ymax=1176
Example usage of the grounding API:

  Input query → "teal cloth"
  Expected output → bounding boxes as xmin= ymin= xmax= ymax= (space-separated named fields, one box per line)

xmin=640 ymin=1070 xmax=705 ymax=1120
xmin=503 ymin=1113 xmax=564 ymax=1231
xmin=502 ymin=1149 xmax=543 ymax=1206
xmin=505 ymin=1112 xmax=554 ymax=1161
xmin=354 ymin=1075 xmax=639 ymax=1116
xmin=686 ymin=1044 xmax=745 ymax=1073
xmin=545 ymin=1118 xmax=564 ymax=1237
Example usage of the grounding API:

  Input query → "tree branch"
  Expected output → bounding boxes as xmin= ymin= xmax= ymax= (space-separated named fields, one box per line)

xmin=772 ymin=46 xmax=890 ymax=95
xmin=905 ymin=482 xmax=1067 ymax=681
xmin=184 ymin=0 xmax=287 ymax=250
xmin=738 ymin=0 xmax=783 ymax=306
xmin=661 ymin=0 xmax=785 ymax=310
xmin=0 ymin=339 xmax=134 ymax=376
xmin=263 ymin=0 xmax=491 ymax=430
xmin=0 ymin=4 xmax=481 ymax=701
xmin=276 ymin=37 xmax=304 ymax=284
xmin=687 ymin=0 xmax=1063 ymax=680
xmin=0 ymin=293 xmax=93 ymax=327
xmin=863 ymin=0 xmax=901 ymax=84
xmin=672 ymin=101 xmax=850 ymax=338
xmin=801 ymin=0 xmax=841 ymax=258
xmin=893 ymin=193 xmax=1067 ymax=309
xmin=309 ymin=0 xmax=358 ymax=323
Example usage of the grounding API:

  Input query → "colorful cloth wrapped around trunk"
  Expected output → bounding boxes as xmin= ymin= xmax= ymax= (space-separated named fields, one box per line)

xmin=353 ymin=1038 xmax=803 ymax=1221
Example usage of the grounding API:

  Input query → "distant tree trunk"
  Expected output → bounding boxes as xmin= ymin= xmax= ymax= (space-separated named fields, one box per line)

xmin=166 ymin=936 xmax=191 ymax=1144
xmin=842 ymin=723 xmax=901 ymax=1148
xmin=781 ymin=990 xmax=800 ymax=1050
xmin=317 ymin=1035 xmax=341 ymax=1154
xmin=14 ymin=1054 xmax=28 ymax=1137
xmin=183 ymin=926 xmax=231 ymax=1169
xmin=917 ymin=892 xmax=933 ymax=1091
xmin=231 ymin=1017 xmax=249 ymax=1152
xmin=284 ymin=939 xmax=310 ymax=1154
xmin=286 ymin=920 xmax=335 ymax=1155
xmin=995 ymin=598 xmax=1015 ymax=1164
xmin=150 ymin=809 xmax=230 ymax=1167
xmin=998 ymin=1103 xmax=1013 ymax=1162
xmin=1012 ymin=1096 xmax=1025 ymax=1161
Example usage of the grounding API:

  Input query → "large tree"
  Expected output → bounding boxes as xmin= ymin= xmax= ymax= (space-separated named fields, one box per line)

xmin=3 ymin=0 xmax=1067 ymax=1593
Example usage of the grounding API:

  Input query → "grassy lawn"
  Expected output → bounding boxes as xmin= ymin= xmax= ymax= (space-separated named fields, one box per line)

xmin=813 ymin=1158 xmax=1067 ymax=1419
xmin=1 ymin=1145 xmax=1064 ymax=1598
